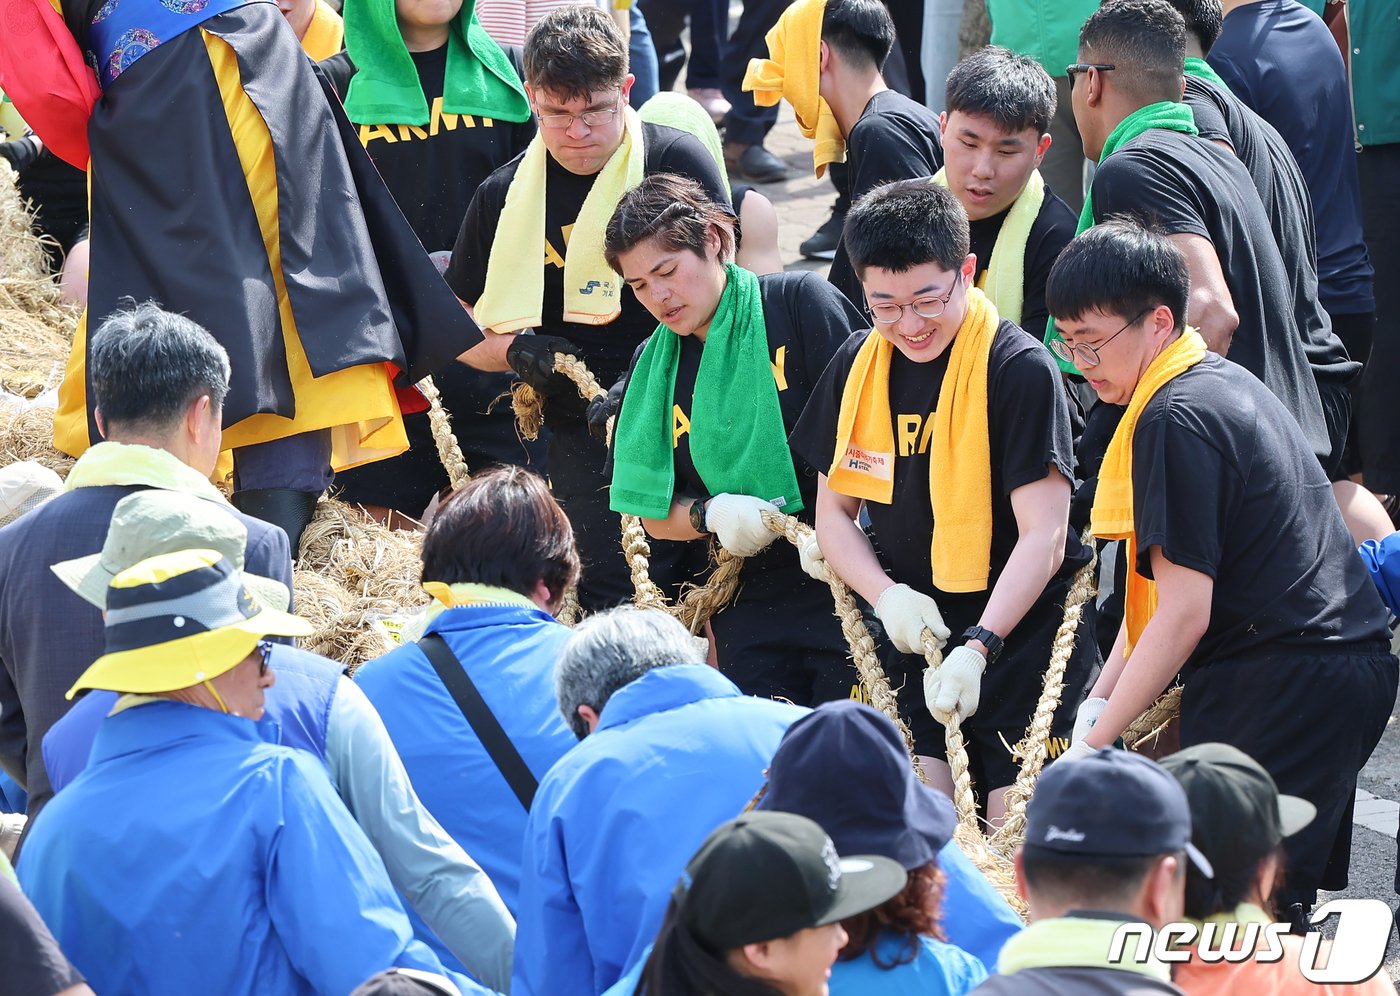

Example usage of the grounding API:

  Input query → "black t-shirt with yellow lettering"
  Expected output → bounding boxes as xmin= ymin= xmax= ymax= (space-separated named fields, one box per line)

xmin=618 ymin=271 xmax=865 ymax=524
xmin=789 ymin=318 xmax=1089 ymax=617
xmin=320 ymin=46 xmax=535 ymax=259
xmin=446 ymin=122 xmax=733 ymax=423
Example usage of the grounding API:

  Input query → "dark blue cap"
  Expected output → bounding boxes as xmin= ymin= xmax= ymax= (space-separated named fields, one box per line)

xmin=1025 ymin=748 xmax=1214 ymax=878
xmin=756 ymin=700 xmax=955 ymax=870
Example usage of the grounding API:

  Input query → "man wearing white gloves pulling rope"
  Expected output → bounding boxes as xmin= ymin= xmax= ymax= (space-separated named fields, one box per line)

xmin=1048 ymin=219 xmax=1397 ymax=932
xmin=789 ymin=180 xmax=1097 ymax=825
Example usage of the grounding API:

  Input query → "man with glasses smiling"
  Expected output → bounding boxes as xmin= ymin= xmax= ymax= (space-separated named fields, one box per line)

xmin=448 ymin=4 xmax=730 ymax=611
xmin=790 ymin=180 xmax=1096 ymax=826
xmin=1048 ymin=218 xmax=1397 ymax=931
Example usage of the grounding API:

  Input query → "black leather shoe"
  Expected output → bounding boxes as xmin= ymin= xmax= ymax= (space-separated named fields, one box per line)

xmin=231 ymin=488 xmax=320 ymax=560
xmin=800 ymin=209 xmax=846 ymax=260
xmin=724 ymin=142 xmax=790 ymax=183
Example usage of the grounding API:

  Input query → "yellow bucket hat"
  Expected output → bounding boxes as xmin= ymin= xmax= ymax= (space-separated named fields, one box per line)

xmin=66 ymin=549 xmax=312 ymax=699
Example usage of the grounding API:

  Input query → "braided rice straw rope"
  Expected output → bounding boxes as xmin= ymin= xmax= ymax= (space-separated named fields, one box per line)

xmin=991 ymin=534 xmax=1099 ymax=851
xmin=418 ymin=374 xmax=470 ymax=491
xmin=1121 ymin=685 xmax=1183 ymax=750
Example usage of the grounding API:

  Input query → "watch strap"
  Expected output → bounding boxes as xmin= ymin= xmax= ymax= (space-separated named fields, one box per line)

xmin=962 ymin=625 xmax=1004 ymax=663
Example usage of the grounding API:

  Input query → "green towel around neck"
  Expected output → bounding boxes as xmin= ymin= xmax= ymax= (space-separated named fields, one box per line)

xmin=342 ymin=0 xmax=529 ymax=126
xmin=610 ymin=264 xmax=803 ymax=519
xmin=1185 ymin=56 xmax=1232 ymax=93
xmin=1045 ymin=100 xmax=1198 ymax=371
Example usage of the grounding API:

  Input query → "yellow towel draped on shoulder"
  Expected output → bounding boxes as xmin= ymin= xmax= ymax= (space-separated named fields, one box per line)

xmin=1090 ymin=328 xmax=1208 ymax=657
xmin=932 ymin=168 xmax=1044 ymax=326
xmin=741 ymin=0 xmax=845 ymax=178
xmin=828 ymin=287 xmax=1000 ymax=593
xmin=474 ymin=105 xmax=647 ymax=334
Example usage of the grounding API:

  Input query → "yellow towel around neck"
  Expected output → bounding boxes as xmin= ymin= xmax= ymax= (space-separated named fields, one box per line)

xmin=933 ymin=168 xmax=1044 ymax=326
xmin=828 ymin=287 xmax=1000 ymax=593
xmin=299 ymin=0 xmax=344 ymax=62
xmin=474 ymin=105 xmax=646 ymax=334
xmin=1090 ymin=328 xmax=1208 ymax=657
xmin=742 ymin=0 xmax=845 ymax=178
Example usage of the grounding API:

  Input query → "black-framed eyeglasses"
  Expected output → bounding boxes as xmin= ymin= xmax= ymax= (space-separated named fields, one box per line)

xmin=1066 ymin=63 xmax=1117 ymax=86
xmin=1049 ymin=308 xmax=1150 ymax=368
xmin=256 ymin=639 xmax=274 ymax=678
xmin=867 ymin=272 xmax=962 ymax=325
xmin=535 ymin=97 xmax=623 ymax=131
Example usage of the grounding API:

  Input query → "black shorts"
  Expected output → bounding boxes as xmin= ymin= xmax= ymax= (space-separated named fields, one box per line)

xmin=885 ymin=577 xmax=1099 ymax=789
xmin=1180 ymin=645 xmax=1397 ymax=904
xmin=708 ymin=542 xmax=853 ymax=706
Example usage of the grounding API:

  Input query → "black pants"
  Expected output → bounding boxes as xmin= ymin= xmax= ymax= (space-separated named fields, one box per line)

xmin=720 ymin=0 xmax=788 ymax=146
xmin=548 ymin=421 xmax=702 ymax=611
xmin=708 ymin=541 xmax=853 ymax=706
xmin=1316 ymin=373 xmax=1353 ymax=483
xmin=1357 ymin=142 xmax=1400 ymax=492
xmin=1179 ymin=647 xmax=1397 ymax=906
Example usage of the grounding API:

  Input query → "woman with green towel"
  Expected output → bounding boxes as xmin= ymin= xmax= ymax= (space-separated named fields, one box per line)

xmin=602 ymin=174 xmax=863 ymax=706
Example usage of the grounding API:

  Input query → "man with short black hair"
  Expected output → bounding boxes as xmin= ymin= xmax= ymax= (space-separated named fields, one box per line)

xmin=512 ymin=606 xmax=804 ymax=995
xmin=938 ymin=46 xmax=1077 ymax=341
xmin=1062 ymin=0 xmax=1334 ymax=467
xmin=0 ymin=303 xmax=291 ymax=822
xmin=745 ymin=0 xmax=943 ymax=306
xmin=1049 ymin=218 xmax=1396 ymax=926
xmin=451 ymin=4 xmax=730 ymax=610
xmin=973 ymin=749 xmax=1205 ymax=994
xmin=789 ymin=180 xmax=1095 ymax=826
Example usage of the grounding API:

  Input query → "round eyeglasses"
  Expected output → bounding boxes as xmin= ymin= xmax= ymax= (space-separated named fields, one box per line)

xmin=1049 ymin=308 xmax=1151 ymax=368
xmin=867 ymin=272 xmax=962 ymax=325
xmin=536 ymin=98 xmax=622 ymax=131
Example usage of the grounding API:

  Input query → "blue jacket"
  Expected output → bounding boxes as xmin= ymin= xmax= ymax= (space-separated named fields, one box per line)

xmin=512 ymin=664 xmax=806 ymax=996
xmin=42 ymin=646 xmax=517 ymax=993
xmin=831 ymin=931 xmax=989 ymax=993
xmin=17 ymin=700 xmax=482 ymax=996
xmin=356 ymin=603 xmax=576 ymax=917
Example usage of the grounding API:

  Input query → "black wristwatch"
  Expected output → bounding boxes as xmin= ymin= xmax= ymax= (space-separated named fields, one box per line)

xmin=962 ymin=626 xmax=1004 ymax=664
xmin=688 ymin=497 xmax=711 ymax=535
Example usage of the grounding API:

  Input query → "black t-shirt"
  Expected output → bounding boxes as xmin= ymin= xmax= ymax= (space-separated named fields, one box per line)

xmin=968 ymin=187 xmax=1077 ymax=342
xmin=0 ymin=875 xmax=87 ymax=995
xmin=1183 ymin=74 xmax=1355 ymax=385
xmin=788 ymin=318 xmax=1090 ymax=626
xmin=319 ymin=45 xmax=535 ymax=258
xmin=1131 ymin=353 xmax=1390 ymax=665
xmin=1089 ymin=129 xmax=1329 ymax=462
xmin=828 ymin=90 xmax=944 ymax=306
xmin=618 ymin=271 xmax=864 ymax=523
xmin=445 ymin=121 xmax=733 ymax=420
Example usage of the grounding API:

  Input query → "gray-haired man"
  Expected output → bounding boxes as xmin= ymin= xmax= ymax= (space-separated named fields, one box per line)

xmin=513 ymin=607 xmax=806 ymax=996
xmin=0 ymin=301 xmax=291 ymax=823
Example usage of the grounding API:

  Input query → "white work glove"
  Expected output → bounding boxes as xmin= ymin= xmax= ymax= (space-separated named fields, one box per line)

xmin=1057 ymin=740 xmax=1098 ymax=764
xmin=874 ymin=583 xmax=951 ymax=655
xmin=797 ymin=533 xmax=827 ymax=582
xmin=1072 ymin=696 xmax=1108 ymax=744
xmin=924 ymin=644 xmax=987 ymax=725
xmin=704 ymin=493 xmax=781 ymax=557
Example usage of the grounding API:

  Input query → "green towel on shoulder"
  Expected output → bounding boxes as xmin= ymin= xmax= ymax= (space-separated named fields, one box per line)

xmin=1045 ymin=100 xmax=1198 ymax=371
xmin=1185 ymin=56 xmax=1232 ymax=93
xmin=342 ymin=0 xmax=529 ymax=126
xmin=610 ymin=264 xmax=803 ymax=519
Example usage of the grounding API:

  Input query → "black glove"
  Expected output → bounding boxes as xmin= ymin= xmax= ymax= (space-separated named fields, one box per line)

xmin=587 ymin=376 xmax=627 ymax=441
xmin=506 ymin=334 xmax=581 ymax=393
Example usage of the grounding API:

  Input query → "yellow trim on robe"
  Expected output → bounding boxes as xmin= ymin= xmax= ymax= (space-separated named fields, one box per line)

xmin=55 ymin=32 xmax=409 ymax=473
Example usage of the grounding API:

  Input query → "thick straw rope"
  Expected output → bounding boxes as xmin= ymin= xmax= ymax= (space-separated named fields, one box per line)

xmin=1121 ymin=685 xmax=1183 ymax=749
xmin=991 ymin=534 xmax=1099 ymax=850
xmin=418 ymin=374 xmax=470 ymax=491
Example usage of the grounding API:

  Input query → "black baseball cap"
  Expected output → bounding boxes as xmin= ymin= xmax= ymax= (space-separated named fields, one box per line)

xmin=676 ymin=811 xmax=907 ymax=950
xmin=1024 ymin=748 xmax=1214 ymax=878
xmin=1160 ymin=742 xmax=1315 ymax=874
xmin=350 ymin=969 xmax=459 ymax=996
xmin=755 ymin=700 xmax=956 ymax=871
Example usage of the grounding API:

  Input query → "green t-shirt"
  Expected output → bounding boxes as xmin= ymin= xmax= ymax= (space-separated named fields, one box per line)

xmin=987 ymin=0 xmax=1100 ymax=78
